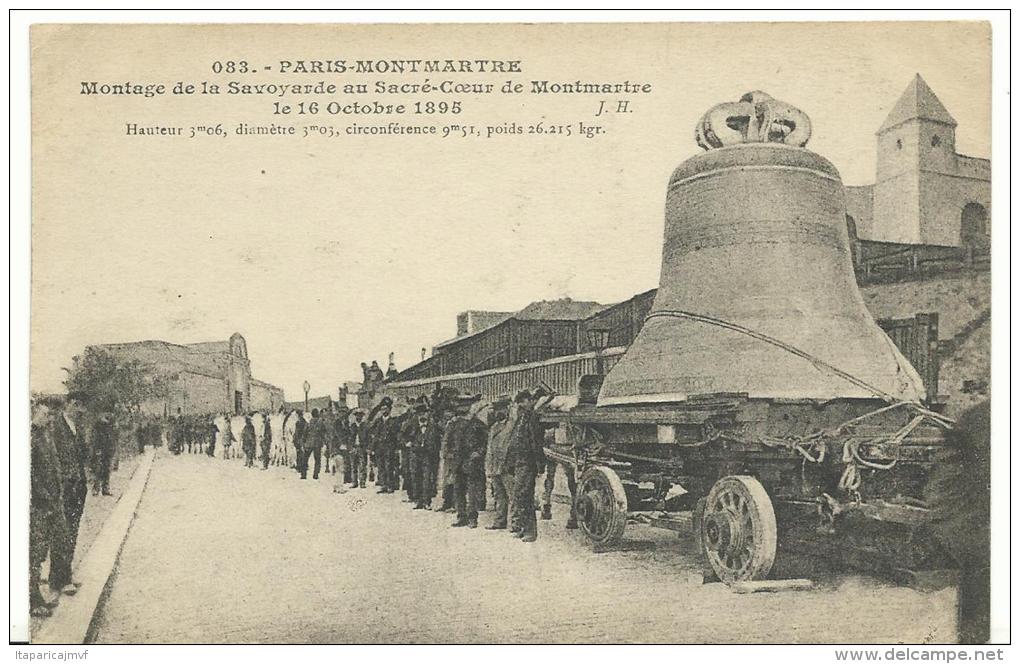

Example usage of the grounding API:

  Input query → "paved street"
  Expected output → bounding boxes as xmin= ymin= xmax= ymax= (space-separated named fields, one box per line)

xmin=92 ymin=452 xmax=957 ymax=644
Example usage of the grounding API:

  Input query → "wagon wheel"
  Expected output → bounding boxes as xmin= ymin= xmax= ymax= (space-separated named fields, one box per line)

xmin=700 ymin=475 xmax=777 ymax=584
xmin=575 ymin=465 xmax=628 ymax=546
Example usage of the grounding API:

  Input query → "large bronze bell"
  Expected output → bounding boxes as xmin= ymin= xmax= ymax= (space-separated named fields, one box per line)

xmin=599 ymin=92 xmax=926 ymax=405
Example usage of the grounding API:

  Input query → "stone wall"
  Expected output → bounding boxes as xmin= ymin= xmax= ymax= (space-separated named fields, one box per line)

xmin=861 ymin=271 xmax=990 ymax=415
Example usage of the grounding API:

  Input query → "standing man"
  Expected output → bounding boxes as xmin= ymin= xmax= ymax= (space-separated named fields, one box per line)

xmin=241 ymin=414 xmax=257 ymax=468
xmin=350 ymin=410 xmax=369 ymax=488
xmin=90 ymin=411 xmax=116 ymax=496
xmin=484 ymin=399 xmax=514 ymax=530
xmin=410 ymin=405 xmax=441 ymax=509
xmin=260 ymin=412 xmax=273 ymax=469
xmin=369 ymin=398 xmax=397 ymax=493
xmin=291 ymin=410 xmax=307 ymax=474
xmin=171 ymin=409 xmax=185 ymax=455
xmin=206 ymin=416 xmax=218 ymax=457
xmin=507 ymin=390 xmax=546 ymax=542
xmin=29 ymin=399 xmax=67 ymax=617
xmin=450 ymin=401 xmax=489 ymax=528
xmin=221 ymin=414 xmax=235 ymax=460
xmin=436 ymin=404 xmax=463 ymax=513
xmin=329 ymin=408 xmax=351 ymax=493
xmin=134 ymin=419 xmax=148 ymax=455
xmin=49 ymin=393 xmax=88 ymax=595
xmin=299 ymin=409 xmax=325 ymax=480
xmin=398 ymin=409 xmax=417 ymax=503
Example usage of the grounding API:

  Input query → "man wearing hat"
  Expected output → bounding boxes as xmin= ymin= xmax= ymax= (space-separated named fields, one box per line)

xmin=29 ymin=399 xmax=68 ymax=616
xmin=398 ymin=406 xmax=418 ymax=503
xmin=300 ymin=409 xmax=327 ymax=480
xmin=436 ymin=403 xmax=463 ymax=513
xmin=241 ymin=414 xmax=257 ymax=468
xmin=409 ymin=402 xmax=441 ymax=509
xmin=507 ymin=389 xmax=547 ymax=542
xmin=349 ymin=409 xmax=369 ymax=488
xmin=90 ymin=411 xmax=117 ymax=496
xmin=48 ymin=392 xmax=88 ymax=595
xmin=449 ymin=399 xmax=489 ymax=528
xmin=484 ymin=399 xmax=514 ymax=530
xmin=206 ymin=416 xmax=219 ymax=458
xmin=330 ymin=405 xmax=352 ymax=489
xmin=369 ymin=398 xmax=400 ymax=493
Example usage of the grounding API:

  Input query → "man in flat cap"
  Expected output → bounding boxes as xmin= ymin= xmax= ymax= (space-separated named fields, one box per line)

xmin=507 ymin=389 xmax=547 ymax=542
xmin=484 ymin=399 xmax=514 ymax=530
xmin=449 ymin=399 xmax=489 ymax=528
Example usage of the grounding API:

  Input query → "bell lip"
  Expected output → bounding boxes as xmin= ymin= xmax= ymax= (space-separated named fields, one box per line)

xmin=594 ymin=393 xmax=924 ymax=407
xmin=671 ymin=142 xmax=842 ymax=186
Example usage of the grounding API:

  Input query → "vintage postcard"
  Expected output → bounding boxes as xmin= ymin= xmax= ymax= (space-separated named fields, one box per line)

xmin=15 ymin=17 xmax=1004 ymax=649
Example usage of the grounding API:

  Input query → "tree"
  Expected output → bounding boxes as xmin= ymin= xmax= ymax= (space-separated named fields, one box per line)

xmin=63 ymin=347 xmax=174 ymax=416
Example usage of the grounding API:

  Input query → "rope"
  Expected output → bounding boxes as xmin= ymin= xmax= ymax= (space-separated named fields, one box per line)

xmin=645 ymin=309 xmax=955 ymax=429
xmin=647 ymin=309 xmax=900 ymax=403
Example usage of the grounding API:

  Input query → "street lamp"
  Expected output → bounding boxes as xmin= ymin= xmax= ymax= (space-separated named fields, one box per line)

xmin=303 ymin=380 xmax=310 ymax=412
xmin=586 ymin=326 xmax=611 ymax=375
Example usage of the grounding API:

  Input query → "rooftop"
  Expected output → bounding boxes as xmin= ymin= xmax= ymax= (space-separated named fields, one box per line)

xmin=878 ymin=74 xmax=957 ymax=133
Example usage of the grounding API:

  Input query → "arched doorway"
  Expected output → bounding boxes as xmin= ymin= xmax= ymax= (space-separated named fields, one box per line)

xmin=960 ymin=203 xmax=989 ymax=249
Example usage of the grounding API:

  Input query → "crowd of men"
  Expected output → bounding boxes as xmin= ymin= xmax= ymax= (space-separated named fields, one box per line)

xmin=160 ymin=385 xmax=576 ymax=540
xmin=306 ymin=385 xmax=573 ymax=539
xmin=29 ymin=393 xmax=117 ymax=617
xmin=29 ymin=384 xmax=577 ymax=618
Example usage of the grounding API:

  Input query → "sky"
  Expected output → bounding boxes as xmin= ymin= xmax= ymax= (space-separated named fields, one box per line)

xmin=30 ymin=22 xmax=991 ymax=399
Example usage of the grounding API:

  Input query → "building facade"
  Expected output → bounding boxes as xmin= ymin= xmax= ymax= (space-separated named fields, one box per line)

xmin=91 ymin=332 xmax=284 ymax=416
xmin=846 ymin=74 xmax=990 ymax=248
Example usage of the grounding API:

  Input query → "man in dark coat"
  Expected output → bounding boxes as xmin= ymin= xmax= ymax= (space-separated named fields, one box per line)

xmin=30 ymin=400 xmax=68 ymax=616
xmin=170 ymin=409 xmax=185 ymax=455
xmin=350 ymin=410 xmax=369 ymax=488
xmin=926 ymin=400 xmax=991 ymax=644
xmin=48 ymin=394 xmax=88 ymax=595
xmin=207 ymin=417 xmax=219 ymax=457
xmin=410 ymin=407 xmax=442 ymax=509
xmin=369 ymin=399 xmax=399 ymax=493
xmin=507 ymin=390 xmax=546 ymax=542
xmin=398 ymin=410 xmax=417 ymax=502
xmin=329 ymin=408 xmax=352 ymax=492
xmin=299 ymin=409 xmax=326 ymax=480
xmin=331 ymin=407 xmax=352 ymax=486
xmin=449 ymin=402 xmax=489 ymax=528
xmin=90 ymin=412 xmax=116 ymax=496
xmin=241 ymin=414 xmax=257 ymax=468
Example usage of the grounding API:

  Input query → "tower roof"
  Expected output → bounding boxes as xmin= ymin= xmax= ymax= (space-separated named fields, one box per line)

xmin=878 ymin=74 xmax=957 ymax=132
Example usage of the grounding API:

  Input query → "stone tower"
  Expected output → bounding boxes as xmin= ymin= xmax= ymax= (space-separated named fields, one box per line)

xmin=873 ymin=74 xmax=958 ymax=244
xmin=870 ymin=74 xmax=990 ymax=247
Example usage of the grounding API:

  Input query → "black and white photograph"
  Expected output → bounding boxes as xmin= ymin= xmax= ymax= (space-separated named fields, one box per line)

xmin=9 ymin=11 xmax=1009 ymax=654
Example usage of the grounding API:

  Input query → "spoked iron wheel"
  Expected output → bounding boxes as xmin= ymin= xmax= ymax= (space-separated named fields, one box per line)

xmin=700 ymin=475 xmax=777 ymax=584
xmin=575 ymin=465 xmax=629 ymax=546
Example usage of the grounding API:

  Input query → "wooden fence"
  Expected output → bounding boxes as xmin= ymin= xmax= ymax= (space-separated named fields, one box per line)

xmin=377 ymin=312 xmax=940 ymax=405
xmin=854 ymin=240 xmax=990 ymax=285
